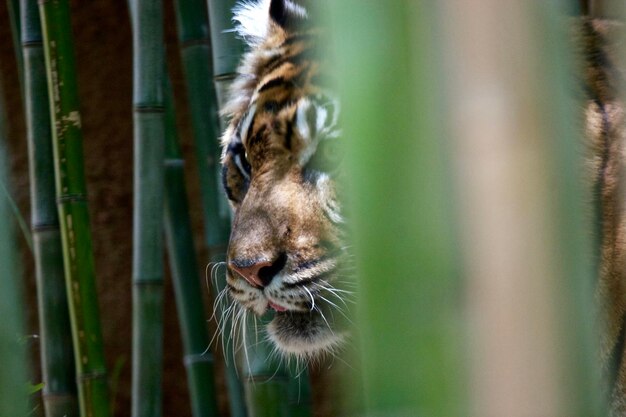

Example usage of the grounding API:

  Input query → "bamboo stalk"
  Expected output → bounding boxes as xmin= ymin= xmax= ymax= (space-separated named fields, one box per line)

xmin=330 ymin=1 xmax=464 ymax=415
xmin=0 ymin=74 xmax=30 ymax=417
xmin=163 ymin=75 xmax=219 ymax=417
xmin=173 ymin=1 xmax=245 ymax=415
xmin=242 ymin=316 xmax=312 ymax=417
xmin=128 ymin=0 xmax=166 ymax=416
xmin=443 ymin=0 xmax=602 ymax=416
xmin=6 ymin=0 xmax=24 ymax=96
xmin=21 ymin=0 xmax=78 ymax=415
xmin=4 ymin=0 xmax=32 ymax=252
xmin=205 ymin=0 xmax=244 ymax=110
xmin=173 ymin=0 xmax=229 ymax=246
xmin=39 ymin=1 xmax=111 ymax=416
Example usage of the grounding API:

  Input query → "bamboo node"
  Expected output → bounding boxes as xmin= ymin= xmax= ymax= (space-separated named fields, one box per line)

xmin=183 ymin=353 xmax=215 ymax=367
xmin=57 ymin=194 xmax=87 ymax=204
xmin=164 ymin=158 xmax=185 ymax=167
xmin=180 ymin=38 xmax=211 ymax=49
xmin=134 ymin=105 xmax=165 ymax=113
xmin=76 ymin=370 xmax=107 ymax=382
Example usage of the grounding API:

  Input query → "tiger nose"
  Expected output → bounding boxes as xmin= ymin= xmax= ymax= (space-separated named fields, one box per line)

xmin=230 ymin=253 xmax=287 ymax=288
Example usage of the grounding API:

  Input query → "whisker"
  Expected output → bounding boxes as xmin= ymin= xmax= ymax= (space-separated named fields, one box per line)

xmin=242 ymin=310 xmax=253 ymax=386
xmin=318 ymin=294 xmax=353 ymax=324
xmin=304 ymin=287 xmax=315 ymax=311
xmin=314 ymin=305 xmax=335 ymax=336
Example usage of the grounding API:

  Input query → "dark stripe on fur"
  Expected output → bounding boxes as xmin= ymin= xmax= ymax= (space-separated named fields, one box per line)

xmin=248 ymin=125 xmax=267 ymax=147
xmin=283 ymin=32 xmax=314 ymax=46
xmin=582 ymin=20 xmax=623 ymax=100
xmin=283 ymin=269 xmax=335 ymax=289
xmin=221 ymin=164 xmax=239 ymax=203
xmin=227 ymin=283 xmax=245 ymax=295
xmin=258 ymin=76 xmax=288 ymax=93
xmin=284 ymin=120 xmax=293 ymax=150
xmin=264 ymin=48 xmax=313 ymax=74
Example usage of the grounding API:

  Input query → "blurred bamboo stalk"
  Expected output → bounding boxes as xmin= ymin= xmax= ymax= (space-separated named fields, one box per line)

xmin=242 ymin=317 xmax=312 ymax=417
xmin=0 ymin=74 xmax=30 ymax=417
xmin=173 ymin=1 xmax=246 ymax=415
xmin=163 ymin=75 xmax=219 ymax=417
xmin=205 ymin=0 xmax=243 ymax=110
xmin=330 ymin=1 xmax=464 ymax=415
xmin=443 ymin=0 xmax=602 ymax=416
xmin=21 ymin=0 xmax=78 ymax=415
xmin=128 ymin=0 xmax=166 ymax=416
xmin=173 ymin=0 xmax=228 ymax=251
xmin=39 ymin=1 xmax=111 ymax=415
xmin=5 ymin=0 xmax=32 ymax=252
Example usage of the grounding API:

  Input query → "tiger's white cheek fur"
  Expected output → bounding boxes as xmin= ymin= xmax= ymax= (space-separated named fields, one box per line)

xmin=315 ymin=172 xmax=344 ymax=224
xmin=267 ymin=313 xmax=347 ymax=358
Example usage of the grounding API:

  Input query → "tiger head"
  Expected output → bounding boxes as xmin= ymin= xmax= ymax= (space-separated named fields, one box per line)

xmin=220 ymin=0 xmax=348 ymax=359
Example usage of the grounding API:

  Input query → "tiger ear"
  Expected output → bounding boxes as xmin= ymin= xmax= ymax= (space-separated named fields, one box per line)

xmin=269 ymin=0 xmax=307 ymax=30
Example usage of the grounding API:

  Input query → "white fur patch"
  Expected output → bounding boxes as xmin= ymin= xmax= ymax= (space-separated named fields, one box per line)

xmin=232 ymin=0 xmax=308 ymax=46
xmin=232 ymin=0 xmax=272 ymax=45
xmin=267 ymin=315 xmax=347 ymax=359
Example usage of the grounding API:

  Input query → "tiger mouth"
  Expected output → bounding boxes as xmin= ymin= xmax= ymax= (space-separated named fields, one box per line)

xmin=268 ymin=300 xmax=289 ymax=312
xmin=225 ymin=267 xmax=351 ymax=357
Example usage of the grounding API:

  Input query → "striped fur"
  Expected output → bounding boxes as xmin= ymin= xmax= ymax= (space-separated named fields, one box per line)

xmin=220 ymin=0 xmax=348 ymax=359
xmin=576 ymin=18 xmax=626 ymax=415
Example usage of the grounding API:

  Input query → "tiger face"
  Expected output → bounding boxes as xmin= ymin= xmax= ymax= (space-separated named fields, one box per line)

xmin=220 ymin=0 xmax=348 ymax=358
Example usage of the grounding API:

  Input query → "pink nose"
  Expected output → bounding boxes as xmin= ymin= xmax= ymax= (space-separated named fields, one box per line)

xmin=230 ymin=261 xmax=274 ymax=288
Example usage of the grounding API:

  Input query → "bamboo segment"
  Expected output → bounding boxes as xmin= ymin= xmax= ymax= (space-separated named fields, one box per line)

xmin=39 ymin=1 xmax=111 ymax=416
xmin=242 ymin=317 xmax=312 ymax=417
xmin=129 ymin=0 xmax=166 ymax=416
xmin=443 ymin=0 xmax=602 ymax=416
xmin=21 ymin=0 xmax=78 ymax=415
xmin=330 ymin=1 xmax=464 ymax=415
xmin=7 ymin=0 xmax=24 ymax=95
xmin=173 ymin=1 xmax=245 ymax=415
xmin=163 ymin=75 xmax=219 ymax=417
xmin=206 ymin=0 xmax=244 ymax=108
xmin=0 ymin=75 xmax=30 ymax=417
xmin=173 ymin=0 xmax=229 ymax=251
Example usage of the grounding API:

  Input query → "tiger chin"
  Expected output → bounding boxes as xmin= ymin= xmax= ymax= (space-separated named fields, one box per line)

xmin=219 ymin=0 xmax=348 ymax=360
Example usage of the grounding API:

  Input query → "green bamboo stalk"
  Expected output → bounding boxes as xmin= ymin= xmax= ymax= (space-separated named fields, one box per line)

xmin=21 ymin=0 xmax=78 ymax=415
xmin=330 ymin=1 xmax=464 ymax=415
xmin=6 ymin=0 xmax=24 ymax=96
xmin=128 ymin=0 xmax=166 ymax=416
xmin=173 ymin=0 xmax=229 ymax=247
xmin=242 ymin=316 xmax=312 ymax=417
xmin=4 ymin=0 xmax=32 ymax=252
xmin=0 ymin=75 xmax=30 ymax=417
xmin=173 ymin=1 xmax=245 ymax=415
xmin=206 ymin=0 xmax=244 ymax=110
xmin=39 ymin=1 xmax=110 ymax=416
xmin=163 ymin=74 xmax=219 ymax=417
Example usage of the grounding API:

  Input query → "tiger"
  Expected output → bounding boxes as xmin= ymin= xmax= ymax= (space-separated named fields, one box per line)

xmin=219 ymin=0 xmax=347 ymax=360
xmin=217 ymin=1 xmax=626 ymax=406
xmin=578 ymin=17 xmax=626 ymax=416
